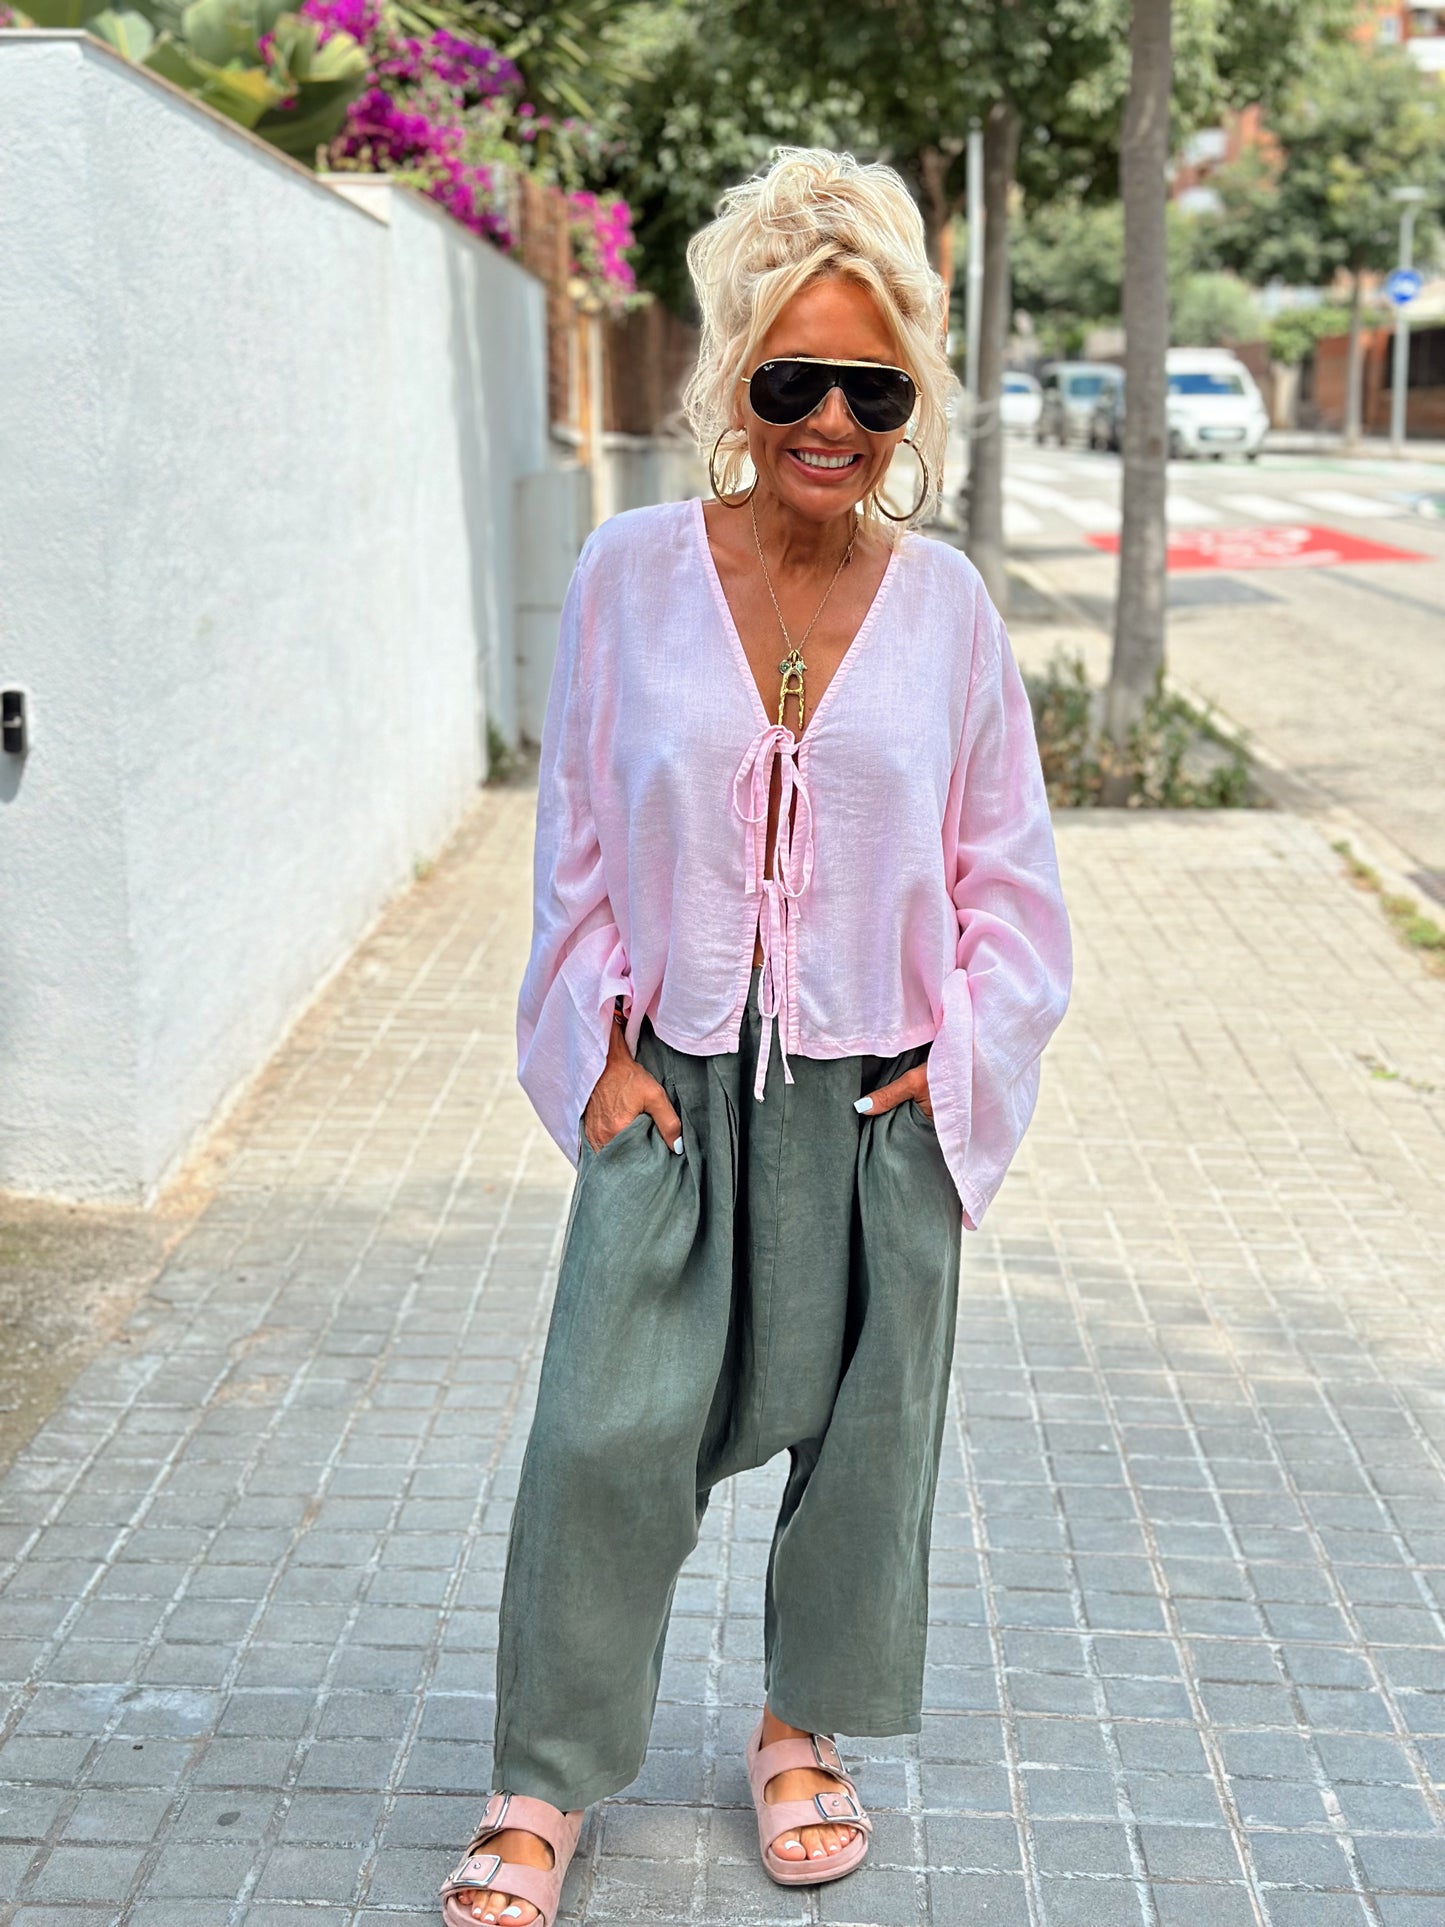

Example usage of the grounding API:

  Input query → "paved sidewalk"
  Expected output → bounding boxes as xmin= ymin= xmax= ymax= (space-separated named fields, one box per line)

xmin=2 ymin=768 xmax=1444 ymax=1927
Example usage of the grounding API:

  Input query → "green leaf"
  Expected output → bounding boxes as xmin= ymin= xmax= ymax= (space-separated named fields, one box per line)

xmin=269 ymin=11 xmax=366 ymax=82
xmin=179 ymin=0 xmax=256 ymax=68
xmin=253 ymin=68 xmax=368 ymax=157
xmin=20 ymin=0 xmax=111 ymax=25
xmin=142 ymin=31 xmax=278 ymax=123
xmin=89 ymin=4 xmax=156 ymax=53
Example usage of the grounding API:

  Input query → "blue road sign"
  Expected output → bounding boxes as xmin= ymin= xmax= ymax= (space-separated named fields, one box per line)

xmin=1384 ymin=268 xmax=1424 ymax=307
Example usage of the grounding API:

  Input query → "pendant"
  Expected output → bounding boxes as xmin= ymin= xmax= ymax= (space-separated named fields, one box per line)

xmin=777 ymin=648 xmax=806 ymax=730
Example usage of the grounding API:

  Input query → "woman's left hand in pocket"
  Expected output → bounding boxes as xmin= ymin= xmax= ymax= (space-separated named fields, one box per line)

xmin=854 ymin=1063 xmax=932 ymax=1119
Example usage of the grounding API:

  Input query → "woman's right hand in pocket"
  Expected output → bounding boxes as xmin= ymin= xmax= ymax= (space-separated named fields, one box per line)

xmin=583 ymin=1040 xmax=684 ymax=1156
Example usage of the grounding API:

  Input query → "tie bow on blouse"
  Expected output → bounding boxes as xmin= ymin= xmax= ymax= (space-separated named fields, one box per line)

xmin=731 ymin=722 xmax=815 ymax=1102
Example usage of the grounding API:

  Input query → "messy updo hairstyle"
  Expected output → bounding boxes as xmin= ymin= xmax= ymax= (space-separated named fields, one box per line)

xmin=682 ymin=146 xmax=956 ymax=535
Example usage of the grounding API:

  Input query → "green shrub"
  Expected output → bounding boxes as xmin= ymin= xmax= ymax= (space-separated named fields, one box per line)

xmin=1022 ymin=650 xmax=1255 ymax=809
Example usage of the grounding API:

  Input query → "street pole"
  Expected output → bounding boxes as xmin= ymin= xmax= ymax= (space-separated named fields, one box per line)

xmin=964 ymin=123 xmax=984 ymax=412
xmin=1389 ymin=186 xmax=1425 ymax=458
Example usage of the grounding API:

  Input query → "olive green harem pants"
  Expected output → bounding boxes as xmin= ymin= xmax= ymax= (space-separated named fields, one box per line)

xmin=492 ymin=966 xmax=964 ymax=1812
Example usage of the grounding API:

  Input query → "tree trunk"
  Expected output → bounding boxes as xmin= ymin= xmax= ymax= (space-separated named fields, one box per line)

xmin=1103 ymin=0 xmax=1172 ymax=806
xmin=1343 ymin=264 xmax=1364 ymax=449
xmin=917 ymin=140 xmax=964 ymax=293
xmin=966 ymin=100 xmax=1019 ymax=614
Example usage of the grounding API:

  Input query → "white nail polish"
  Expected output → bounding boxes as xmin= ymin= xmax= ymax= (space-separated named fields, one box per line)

xmin=854 ymin=1095 xmax=873 ymax=1113
xmin=502 ymin=1910 xmax=522 ymax=1919
xmin=672 ymin=1135 xmax=684 ymax=1155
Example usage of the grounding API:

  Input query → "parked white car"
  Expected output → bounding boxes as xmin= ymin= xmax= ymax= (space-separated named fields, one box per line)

xmin=1166 ymin=349 xmax=1269 ymax=460
xmin=1001 ymin=371 xmax=1043 ymax=433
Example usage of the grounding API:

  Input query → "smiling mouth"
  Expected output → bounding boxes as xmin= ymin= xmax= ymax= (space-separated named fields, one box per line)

xmin=788 ymin=449 xmax=864 ymax=473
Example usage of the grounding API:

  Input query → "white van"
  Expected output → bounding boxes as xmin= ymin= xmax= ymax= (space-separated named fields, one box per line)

xmin=1166 ymin=348 xmax=1269 ymax=460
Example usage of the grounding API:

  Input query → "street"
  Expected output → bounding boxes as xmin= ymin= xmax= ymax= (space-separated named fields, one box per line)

xmin=996 ymin=440 xmax=1445 ymax=896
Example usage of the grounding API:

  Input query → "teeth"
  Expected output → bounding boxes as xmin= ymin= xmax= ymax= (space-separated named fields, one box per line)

xmin=793 ymin=451 xmax=857 ymax=469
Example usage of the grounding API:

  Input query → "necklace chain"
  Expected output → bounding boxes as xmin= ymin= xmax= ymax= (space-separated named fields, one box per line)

xmin=750 ymin=500 xmax=855 ymax=732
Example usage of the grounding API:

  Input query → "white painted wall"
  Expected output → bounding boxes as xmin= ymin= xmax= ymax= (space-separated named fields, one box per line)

xmin=0 ymin=34 xmax=550 ymax=1201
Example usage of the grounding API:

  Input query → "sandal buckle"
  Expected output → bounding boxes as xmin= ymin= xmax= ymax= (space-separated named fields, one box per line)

xmin=470 ymin=1791 xmax=510 ymax=1846
xmin=813 ymin=1788 xmax=864 ymax=1822
xmin=810 ymin=1733 xmax=847 ymax=1777
xmin=443 ymin=1850 xmax=501 ymax=1895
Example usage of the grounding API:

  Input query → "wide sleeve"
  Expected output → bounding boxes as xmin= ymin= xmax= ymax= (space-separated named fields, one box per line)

xmin=925 ymin=592 xmax=1073 ymax=1230
xmin=515 ymin=536 xmax=634 ymax=1165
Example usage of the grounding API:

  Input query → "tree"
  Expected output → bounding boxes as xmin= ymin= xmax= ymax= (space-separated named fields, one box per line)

xmin=1011 ymin=200 xmax=1126 ymax=356
xmin=1170 ymin=270 xmax=1262 ymax=346
xmin=1199 ymin=40 xmax=1444 ymax=446
xmin=1104 ymin=0 xmax=1171 ymax=807
xmin=1096 ymin=0 xmax=1355 ymax=784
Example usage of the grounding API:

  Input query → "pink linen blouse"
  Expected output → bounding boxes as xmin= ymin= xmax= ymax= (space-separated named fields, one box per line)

xmin=516 ymin=495 xmax=1073 ymax=1231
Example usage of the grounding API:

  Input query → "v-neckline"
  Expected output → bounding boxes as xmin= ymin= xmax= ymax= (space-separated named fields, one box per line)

xmin=690 ymin=494 xmax=906 ymax=743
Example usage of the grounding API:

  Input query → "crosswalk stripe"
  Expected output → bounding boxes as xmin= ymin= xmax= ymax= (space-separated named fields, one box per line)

xmin=1166 ymin=495 xmax=1223 ymax=525
xmin=1003 ymin=477 xmax=1074 ymax=508
xmin=1003 ymin=502 xmax=1043 ymax=536
xmin=1220 ymin=492 xmax=1296 ymax=522
xmin=1055 ymin=499 xmax=1122 ymax=533
xmin=1294 ymin=489 xmax=1395 ymax=519
xmin=1004 ymin=477 xmax=1122 ymax=530
xmin=1010 ymin=460 xmax=1068 ymax=482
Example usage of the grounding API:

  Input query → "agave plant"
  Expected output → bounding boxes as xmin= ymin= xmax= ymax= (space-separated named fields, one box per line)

xmin=19 ymin=0 xmax=369 ymax=159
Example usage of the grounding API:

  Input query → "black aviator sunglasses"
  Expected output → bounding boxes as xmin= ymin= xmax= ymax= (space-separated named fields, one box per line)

xmin=740 ymin=356 xmax=917 ymax=435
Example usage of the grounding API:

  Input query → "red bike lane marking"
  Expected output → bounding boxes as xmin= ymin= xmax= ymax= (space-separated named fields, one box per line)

xmin=1086 ymin=525 xmax=1429 ymax=571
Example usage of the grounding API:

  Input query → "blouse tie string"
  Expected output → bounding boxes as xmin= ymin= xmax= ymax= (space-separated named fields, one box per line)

xmin=731 ymin=723 xmax=816 ymax=1102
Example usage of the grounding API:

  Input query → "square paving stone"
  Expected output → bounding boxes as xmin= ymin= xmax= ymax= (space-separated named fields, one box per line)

xmin=90 ymin=1740 xmax=196 ymax=1789
xmin=1331 ymin=1781 xmax=1435 ymax=1832
xmin=1031 ymin=1822 xmax=1133 ymax=1878
xmin=27 ymin=1844 xmax=147 ymax=1902
xmin=0 ymin=1739 xmax=93 ymax=1783
xmin=816 ymin=1866 xmax=920 ymax=1923
xmin=924 ymin=1815 xmax=1023 ymax=1870
xmin=1352 ymin=1833 xmax=1445 ymax=1891
xmin=380 ymin=1793 xmax=476 ymax=1850
xmin=0 ymin=1787 xmax=70 ymax=1842
xmin=139 ymin=1834 xmax=263 ymax=1896
xmin=1022 ymin=1769 xmax=1119 ymax=1820
xmin=1262 ymin=1898 xmax=1374 ymax=1927
xmin=1231 ymin=1779 xmax=1327 ymax=1828
xmin=1247 ymin=1829 xmax=1354 ymax=1887
xmin=168 ymin=1792 xmax=278 ymax=1843
xmin=588 ymin=1854 xmax=701 ymax=1921
xmin=1038 ymin=1878 xmax=1149 ymax=1927
xmin=191 ymin=1740 xmax=296 ymax=1786
xmin=1151 ymin=1889 xmax=1260 ymax=1927
xmin=599 ymin=1803 xmax=701 ymax=1859
xmin=255 ymin=1844 xmax=367 ymax=1903
xmin=60 ymin=1789 xmax=171 ymax=1843
xmin=926 ymin=1869 xmax=1030 ymax=1925
xmin=918 ymin=1763 xmax=1012 ymax=1812
xmin=279 ymin=1790 xmax=387 ymax=1844
xmin=365 ymin=1846 xmax=453 ymax=1906
xmin=1138 ymin=1822 xmax=1241 ymax=1879
xmin=298 ymin=1740 xmax=400 ymax=1790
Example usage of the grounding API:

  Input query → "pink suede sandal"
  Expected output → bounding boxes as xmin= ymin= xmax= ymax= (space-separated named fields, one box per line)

xmin=744 ymin=1720 xmax=873 ymax=1886
xmin=439 ymin=1791 xmax=584 ymax=1927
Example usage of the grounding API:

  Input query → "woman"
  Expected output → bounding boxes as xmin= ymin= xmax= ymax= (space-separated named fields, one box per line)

xmin=441 ymin=147 xmax=1072 ymax=1927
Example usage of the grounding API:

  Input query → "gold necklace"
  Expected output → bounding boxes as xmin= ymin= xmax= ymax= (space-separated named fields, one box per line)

xmin=750 ymin=500 xmax=856 ymax=732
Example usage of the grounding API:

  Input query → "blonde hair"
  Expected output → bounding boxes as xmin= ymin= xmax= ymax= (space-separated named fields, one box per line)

xmin=682 ymin=146 xmax=957 ymax=534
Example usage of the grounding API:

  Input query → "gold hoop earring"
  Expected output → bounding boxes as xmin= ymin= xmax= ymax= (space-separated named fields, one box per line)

xmin=709 ymin=428 xmax=757 ymax=507
xmin=872 ymin=441 xmax=931 ymax=523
